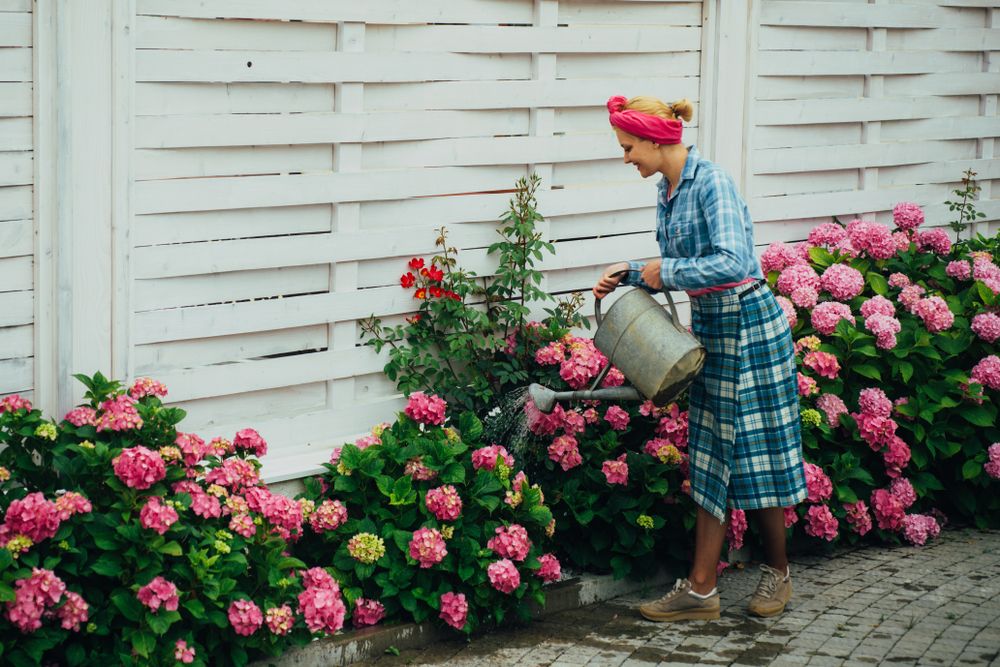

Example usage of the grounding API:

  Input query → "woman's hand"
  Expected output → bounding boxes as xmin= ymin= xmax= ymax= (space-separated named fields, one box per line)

xmin=593 ymin=262 xmax=630 ymax=299
xmin=641 ymin=259 xmax=663 ymax=291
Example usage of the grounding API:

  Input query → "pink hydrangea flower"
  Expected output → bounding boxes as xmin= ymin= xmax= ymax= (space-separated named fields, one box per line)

xmin=946 ymin=260 xmax=972 ymax=280
xmin=972 ymin=313 xmax=1000 ymax=344
xmin=810 ymin=302 xmax=855 ymax=336
xmin=726 ymin=509 xmax=747 ymax=550
xmin=803 ymin=350 xmax=840 ymax=379
xmin=404 ymin=457 xmax=438 ymax=481
xmin=140 ymin=496 xmax=179 ymax=535
xmin=409 ymin=527 xmax=448 ymax=568
xmin=804 ymin=504 xmax=838 ymax=541
xmin=547 ymin=434 xmax=582 ymax=471
xmin=897 ymin=284 xmax=926 ymax=312
xmin=644 ymin=438 xmax=682 ymax=464
xmin=439 ymin=592 xmax=468 ymax=630
xmin=902 ymin=514 xmax=940 ymax=546
xmin=524 ymin=400 xmax=565 ymax=436
xmin=655 ymin=404 xmax=689 ymax=446
xmin=425 ymin=485 xmax=463 ymax=521
xmin=261 ymin=492 xmax=304 ymax=541
xmin=174 ymin=639 xmax=196 ymax=663
xmin=890 ymin=478 xmax=916 ymax=509
xmin=191 ymin=491 xmax=222 ymax=519
xmin=534 ymin=341 xmax=564 ymax=366
xmin=776 ymin=264 xmax=820 ymax=296
xmin=56 ymin=591 xmax=88 ymax=632
xmin=844 ymin=501 xmax=872 ymax=536
xmin=309 ymin=499 xmax=348 ymax=533
xmin=487 ymin=524 xmax=532 ymax=562
xmin=404 ymin=391 xmax=447 ymax=426
xmin=301 ymin=567 xmax=339 ymax=591
xmin=892 ymin=202 xmax=924 ymax=231
xmin=775 ymin=296 xmax=797 ymax=328
xmin=864 ymin=313 xmax=901 ymax=350
xmin=888 ymin=272 xmax=911 ymax=289
xmin=0 ymin=394 xmax=32 ymax=414
xmin=353 ymin=598 xmax=386 ymax=628
xmin=487 ymin=559 xmax=521 ymax=594
xmin=820 ymin=263 xmax=864 ymax=300
xmin=233 ymin=428 xmax=268 ymax=458
xmin=797 ymin=373 xmax=818 ymax=397
xmin=229 ymin=513 xmax=256 ymax=538
xmin=95 ymin=394 xmax=143 ymax=432
xmin=858 ymin=388 xmax=892 ymax=418
xmin=1 ymin=492 xmax=62 ymax=544
xmin=471 ymin=445 xmax=514 ymax=471
xmin=983 ymin=443 xmax=1000 ymax=479
xmin=265 ymin=604 xmax=295 ymax=636
xmin=860 ymin=295 xmax=895 ymax=319
xmin=228 ymin=599 xmax=264 ymax=637
xmin=64 ymin=406 xmax=97 ymax=427
xmin=601 ymin=453 xmax=629 ymax=485
xmin=561 ymin=409 xmax=586 ymax=435
xmin=808 ymin=222 xmax=847 ymax=247
xmin=206 ymin=458 xmax=260 ymax=492
xmin=559 ymin=338 xmax=609 ymax=389
xmin=137 ymin=576 xmax=179 ymax=613
xmin=855 ymin=412 xmax=898 ymax=451
xmin=794 ymin=335 xmax=821 ymax=355
xmin=892 ymin=231 xmax=912 ymax=252
xmin=971 ymin=355 xmax=1000 ymax=391
xmin=113 ymin=446 xmax=166 ymax=490
xmin=816 ymin=394 xmax=848 ymax=428
xmin=603 ymin=405 xmax=630 ymax=431
xmin=883 ymin=437 xmax=911 ymax=478
xmin=760 ymin=242 xmax=806 ymax=274
xmin=298 ymin=586 xmax=346 ymax=634
xmin=6 ymin=568 xmax=67 ymax=633
xmin=790 ymin=286 xmax=819 ymax=309
xmin=912 ymin=296 xmax=954 ymax=333
xmin=803 ymin=462 xmax=833 ymax=503
xmin=601 ymin=367 xmax=626 ymax=388
xmin=536 ymin=553 xmax=562 ymax=583
xmin=847 ymin=220 xmax=896 ymax=260
xmin=783 ymin=506 xmax=800 ymax=528
xmin=129 ymin=377 xmax=168 ymax=399
xmin=916 ymin=228 xmax=952 ymax=255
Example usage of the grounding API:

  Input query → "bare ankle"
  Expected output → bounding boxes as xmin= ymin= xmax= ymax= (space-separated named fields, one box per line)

xmin=688 ymin=574 xmax=717 ymax=595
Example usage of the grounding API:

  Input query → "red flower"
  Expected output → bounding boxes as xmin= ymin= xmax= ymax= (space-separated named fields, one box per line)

xmin=408 ymin=258 xmax=425 ymax=270
xmin=414 ymin=288 xmax=427 ymax=300
xmin=430 ymin=286 xmax=444 ymax=298
xmin=420 ymin=268 xmax=430 ymax=278
xmin=400 ymin=272 xmax=416 ymax=288
xmin=406 ymin=314 xmax=422 ymax=324
xmin=447 ymin=291 xmax=461 ymax=301
xmin=427 ymin=265 xmax=444 ymax=282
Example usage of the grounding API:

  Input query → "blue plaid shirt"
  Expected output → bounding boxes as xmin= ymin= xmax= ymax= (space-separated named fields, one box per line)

xmin=624 ymin=146 xmax=762 ymax=293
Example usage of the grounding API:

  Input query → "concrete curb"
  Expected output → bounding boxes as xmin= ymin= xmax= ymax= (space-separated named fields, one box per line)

xmin=252 ymin=569 xmax=672 ymax=667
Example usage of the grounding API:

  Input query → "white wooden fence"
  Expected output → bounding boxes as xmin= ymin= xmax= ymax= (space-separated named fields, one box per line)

xmin=1 ymin=0 xmax=998 ymax=482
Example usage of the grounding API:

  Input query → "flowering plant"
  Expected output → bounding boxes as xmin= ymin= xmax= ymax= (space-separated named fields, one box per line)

xmin=294 ymin=394 xmax=558 ymax=632
xmin=360 ymin=174 xmax=587 ymax=414
xmin=0 ymin=373 xmax=334 ymax=666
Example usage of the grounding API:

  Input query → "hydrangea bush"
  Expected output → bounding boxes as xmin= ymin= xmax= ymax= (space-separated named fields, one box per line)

xmin=0 ymin=374 xmax=344 ymax=666
xmin=293 ymin=394 xmax=559 ymax=632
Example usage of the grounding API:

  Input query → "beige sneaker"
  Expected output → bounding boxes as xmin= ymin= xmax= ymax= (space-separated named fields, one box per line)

xmin=638 ymin=578 xmax=720 ymax=622
xmin=748 ymin=564 xmax=792 ymax=617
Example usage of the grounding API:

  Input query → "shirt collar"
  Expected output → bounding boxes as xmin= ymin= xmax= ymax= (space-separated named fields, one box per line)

xmin=658 ymin=145 xmax=701 ymax=195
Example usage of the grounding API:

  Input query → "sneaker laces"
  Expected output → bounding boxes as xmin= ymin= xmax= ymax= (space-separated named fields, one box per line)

xmin=754 ymin=565 xmax=782 ymax=599
xmin=659 ymin=578 xmax=689 ymax=602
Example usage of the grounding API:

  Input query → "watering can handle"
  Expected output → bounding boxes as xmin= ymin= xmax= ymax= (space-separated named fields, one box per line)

xmin=594 ymin=269 xmax=684 ymax=333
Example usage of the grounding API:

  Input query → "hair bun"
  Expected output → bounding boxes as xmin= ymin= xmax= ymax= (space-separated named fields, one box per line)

xmin=606 ymin=95 xmax=628 ymax=114
xmin=670 ymin=98 xmax=694 ymax=123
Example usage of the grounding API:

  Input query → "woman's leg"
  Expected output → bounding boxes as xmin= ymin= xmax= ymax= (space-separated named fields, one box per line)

xmin=749 ymin=506 xmax=788 ymax=572
xmin=687 ymin=505 xmax=728 ymax=594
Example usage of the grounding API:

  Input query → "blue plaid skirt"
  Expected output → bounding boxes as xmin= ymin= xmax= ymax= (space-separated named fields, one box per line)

xmin=687 ymin=282 xmax=807 ymax=521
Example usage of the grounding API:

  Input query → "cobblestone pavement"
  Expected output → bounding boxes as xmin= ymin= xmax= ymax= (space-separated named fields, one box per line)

xmin=370 ymin=528 xmax=1000 ymax=667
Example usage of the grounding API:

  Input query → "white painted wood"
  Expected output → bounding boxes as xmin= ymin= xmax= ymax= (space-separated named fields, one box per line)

xmin=887 ymin=27 xmax=1000 ymax=51
xmin=882 ymin=72 xmax=1000 ymax=96
xmin=0 ymin=218 xmax=31 ymax=257
xmin=755 ymin=95 xmax=979 ymax=125
xmin=0 ymin=152 xmax=31 ymax=187
xmin=136 ymin=82 xmax=336 ymax=115
xmin=0 ymin=1 xmax=31 ymax=12
xmin=754 ymin=139 xmax=976 ymax=174
xmin=111 ymin=0 xmax=135 ymax=382
xmin=137 ymin=50 xmax=532 ymax=84
xmin=759 ymin=25 xmax=868 ymax=51
xmin=0 ymin=289 xmax=31 ymax=327
xmin=0 ymin=324 xmax=31 ymax=361
xmin=0 ymin=11 xmax=30 ymax=46
xmin=0 ymin=255 xmax=31 ymax=291
xmin=0 ymin=357 xmax=32 ymax=394
xmin=0 ymin=184 xmax=30 ymax=221
xmin=559 ymin=1 xmax=703 ymax=26
xmin=136 ymin=15 xmax=337 ymax=51
xmin=135 ymin=205 xmax=332 ymax=246
xmin=0 ymin=117 xmax=31 ymax=151
xmin=174 ymin=382 xmax=328 ymax=434
xmin=0 ymin=46 xmax=30 ymax=81
xmin=32 ymin=0 xmax=53 ymax=416
xmin=758 ymin=50 xmax=978 ymax=77
xmin=0 ymin=82 xmax=31 ymax=116
xmin=761 ymin=2 xmax=981 ymax=29
xmin=137 ymin=0 xmax=535 ymax=25
xmin=135 ymin=145 xmax=334 ymax=181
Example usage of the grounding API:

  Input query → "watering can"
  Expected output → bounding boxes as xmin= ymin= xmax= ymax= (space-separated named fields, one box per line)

xmin=529 ymin=271 xmax=706 ymax=413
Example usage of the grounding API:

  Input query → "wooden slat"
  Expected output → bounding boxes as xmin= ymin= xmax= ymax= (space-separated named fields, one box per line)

xmin=136 ymin=145 xmax=333 ymax=181
xmin=0 ymin=83 xmax=31 ymax=117
xmin=135 ymin=205 xmax=332 ymax=246
xmin=753 ymin=139 xmax=976 ymax=175
xmin=879 ymin=116 xmax=1000 ymax=143
xmin=0 ymin=1 xmax=30 ymax=13
xmin=0 ymin=116 xmax=31 ymax=151
xmin=136 ymin=50 xmax=531 ymax=84
xmin=758 ymin=25 xmax=868 ymax=51
xmin=758 ymin=50 xmax=977 ymax=77
xmin=756 ymin=75 xmax=865 ymax=101
xmin=887 ymin=27 xmax=1000 ymax=52
xmin=0 ymin=357 xmax=31 ymax=394
xmin=882 ymin=72 xmax=1000 ymax=96
xmin=136 ymin=82 xmax=335 ymax=115
xmin=0 ymin=218 xmax=31 ymax=258
xmin=0 ymin=185 xmax=31 ymax=221
xmin=0 ymin=151 xmax=31 ymax=186
xmin=755 ymin=96 xmax=977 ymax=126
xmin=136 ymin=15 xmax=337 ymax=51
xmin=0 ymin=11 xmax=30 ymax=46
xmin=876 ymin=158 xmax=1000 ymax=188
xmin=557 ymin=52 xmax=701 ymax=79
xmin=0 ymin=324 xmax=30 ymax=361
xmin=137 ymin=0 xmax=535 ymax=24
xmin=0 ymin=289 xmax=30 ymax=327
xmin=751 ymin=183 xmax=959 ymax=222
xmin=0 ymin=47 xmax=30 ymax=82
xmin=174 ymin=382 xmax=328 ymax=434
xmin=559 ymin=1 xmax=703 ymax=26
xmin=0 ymin=255 xmax=31 ymax=291
xmin=761 ymin=2 xmax=980 ymax=29
xmin=136 ymin=109 xmax=529 ymax=148
xmin=365 ymin=24 xmax=701 ymax=54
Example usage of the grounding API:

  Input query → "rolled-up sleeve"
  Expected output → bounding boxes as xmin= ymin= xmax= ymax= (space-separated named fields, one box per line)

xmin=659 ymin=169 xmax=748 ymax=291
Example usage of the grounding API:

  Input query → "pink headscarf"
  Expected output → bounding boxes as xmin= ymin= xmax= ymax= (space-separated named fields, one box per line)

xmin=606 ymin=95 xmax=683 ymax=145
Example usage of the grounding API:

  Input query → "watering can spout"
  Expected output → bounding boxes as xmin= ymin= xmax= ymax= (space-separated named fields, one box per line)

xmin=528 ymin=383 xmax=643 ymax=414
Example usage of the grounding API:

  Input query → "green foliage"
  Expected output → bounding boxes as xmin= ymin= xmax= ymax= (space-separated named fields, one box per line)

xmin=945 ymin=168 xmax=987 ymax=241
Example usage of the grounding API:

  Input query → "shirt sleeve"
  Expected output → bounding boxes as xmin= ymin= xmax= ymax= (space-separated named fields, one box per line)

xmin=659 ymin=169 xmax=749 ymax=291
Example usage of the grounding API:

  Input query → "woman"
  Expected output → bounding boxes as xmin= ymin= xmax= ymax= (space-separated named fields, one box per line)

xmin=594 ymin=95 xmax=807 ymax=622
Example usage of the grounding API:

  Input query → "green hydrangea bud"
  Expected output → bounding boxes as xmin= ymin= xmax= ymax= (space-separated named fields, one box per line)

xmin=34 ymin=423 xmax=58 ymax=441
xmin=801 ymin=408 xmax=822 ymax=428
xmin=637 ymin=514 xmax=655 ymax=530
xmin=495 ymin=460 xmax=511 ymax=483
xmin=214 ymin=540 xmax=231 ymax=554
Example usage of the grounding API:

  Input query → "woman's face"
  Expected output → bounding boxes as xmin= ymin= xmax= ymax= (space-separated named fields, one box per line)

xmin=615 ymin=127 xmax=662 ymax=178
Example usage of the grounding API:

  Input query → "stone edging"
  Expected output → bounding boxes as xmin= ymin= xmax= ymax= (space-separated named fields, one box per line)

xmin=252 ymin=569 xmax=672 ymax=667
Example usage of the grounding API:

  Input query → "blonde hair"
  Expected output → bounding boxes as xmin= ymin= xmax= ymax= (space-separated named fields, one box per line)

xmin=624 ymin=96 xmax=693 ymax=123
